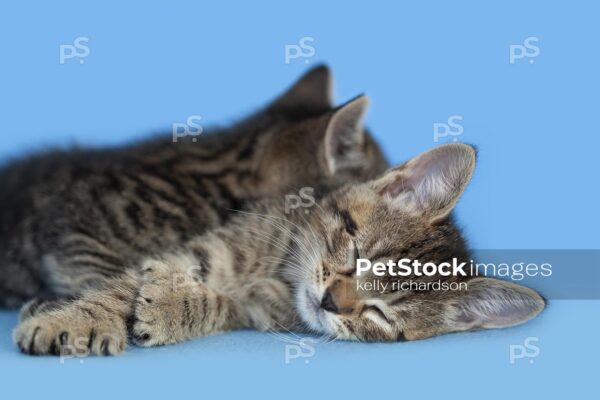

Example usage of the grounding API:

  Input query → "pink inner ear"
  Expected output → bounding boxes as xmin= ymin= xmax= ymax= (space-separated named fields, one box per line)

xmin=378 ymin=173 xmax=409 ymax=198
xmin=455 ymin=279 xmax=546 ymax=329
xmin=324 ymin=96 xmax=368 ymax=173
xmin=373 ymin=144 xmax=475 ymax=218
xmin=379 ymin=151 xmax=443 ymax=199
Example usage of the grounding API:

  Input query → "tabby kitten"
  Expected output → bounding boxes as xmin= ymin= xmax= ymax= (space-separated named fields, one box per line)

xmin=13 ymin=144 xmax=545 ymax=355
xmin=0 ymin=65 xmax=387 ymax=308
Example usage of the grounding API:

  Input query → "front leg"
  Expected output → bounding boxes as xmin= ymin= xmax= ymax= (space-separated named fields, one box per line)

xmin=13 ymin=272 xmax=138 ymax=356
xmin=130 ymin=256 xmax=246 ymax=347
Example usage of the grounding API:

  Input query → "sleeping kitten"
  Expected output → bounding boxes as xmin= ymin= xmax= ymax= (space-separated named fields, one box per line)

xmin=0 ymin=65 xmax=387 ymax=308
xmin=13 ymin=144 xmax=545 ymax=355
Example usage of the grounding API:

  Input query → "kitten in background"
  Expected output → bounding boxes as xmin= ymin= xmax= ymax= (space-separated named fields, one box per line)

xmin=0 ymin=65 xmax=387 ymax=308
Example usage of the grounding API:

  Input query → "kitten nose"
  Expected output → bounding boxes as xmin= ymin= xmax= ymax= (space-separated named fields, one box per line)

xmin=320 ymin=289 xmax=339 ymax=314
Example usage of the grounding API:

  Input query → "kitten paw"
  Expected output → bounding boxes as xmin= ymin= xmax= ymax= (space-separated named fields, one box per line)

xmin=13 ymin=303 xmax=127 ymax=356
xmin=131 ymin=259 xmax=200 ymax=347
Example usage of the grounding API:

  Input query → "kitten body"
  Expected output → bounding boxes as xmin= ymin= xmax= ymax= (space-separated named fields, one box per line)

xmin=13 ymin=144 xmax=545 ymax=355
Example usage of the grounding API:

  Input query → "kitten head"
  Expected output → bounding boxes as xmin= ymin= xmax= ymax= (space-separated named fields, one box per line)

xmin=294 ymin=144 xmax=545 ymax=341
xmin=250 ymin=65 xmax=388 ymax=195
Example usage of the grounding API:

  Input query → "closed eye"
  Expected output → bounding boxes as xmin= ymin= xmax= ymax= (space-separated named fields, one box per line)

xmin=338 ymin=209 xmax=358 ymax=236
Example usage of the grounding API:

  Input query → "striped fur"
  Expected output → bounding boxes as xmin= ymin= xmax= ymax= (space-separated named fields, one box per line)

xmin=0 ymin=65 xmax=388 ymax=309
xmin=12 ymin=144 xmax=545 ymax=355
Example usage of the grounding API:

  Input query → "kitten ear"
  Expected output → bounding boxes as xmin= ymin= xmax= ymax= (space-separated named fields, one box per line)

xmin=324 ymin=95 xmax=369 ymax=175
xmin=269 ymin=64 xmax=333 ymax=113
xmin=371 ymin=143 xmax=476 ymax=222
xmin=447 ymin=278 xmax=545 ymax=330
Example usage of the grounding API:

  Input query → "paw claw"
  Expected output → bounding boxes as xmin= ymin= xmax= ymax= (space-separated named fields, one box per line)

xmin=100 ymin=339 xmax=109 ymax=355
xmin=28 ymin=326 xmax=40 ymax=354
xmin=13 ymin=308 xmax=127 ymax=357
xmin=59 ymin=331 xmax=68 ymax=346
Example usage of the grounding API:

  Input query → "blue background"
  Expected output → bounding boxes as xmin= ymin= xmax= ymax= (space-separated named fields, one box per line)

xmin=0 ymin=1 xmax=597 ymax=399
